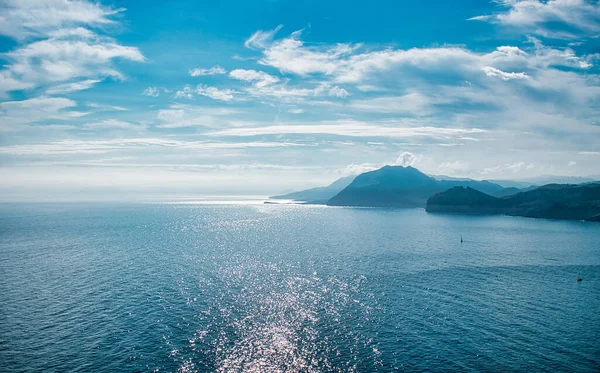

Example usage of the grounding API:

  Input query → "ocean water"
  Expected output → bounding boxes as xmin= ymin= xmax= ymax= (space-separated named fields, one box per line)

xmin=0 ymin=203 xmax=599 ymax=372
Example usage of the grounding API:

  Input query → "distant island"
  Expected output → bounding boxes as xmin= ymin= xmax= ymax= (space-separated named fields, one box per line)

xmin=270 ymin=175 xmax=355 ymax=203
xmin=426 ymin=184 xmax=600 ymax=222
xmin=267 ymin=165 xmax=600 ymax=222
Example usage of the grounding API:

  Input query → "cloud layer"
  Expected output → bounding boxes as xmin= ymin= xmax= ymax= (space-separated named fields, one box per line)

xmin=1 ymin=0 xmax=599 ymax=199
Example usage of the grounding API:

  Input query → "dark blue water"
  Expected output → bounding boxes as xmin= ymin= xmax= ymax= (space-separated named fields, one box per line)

xmin=1 ymin=203 xmax=599 ymax=372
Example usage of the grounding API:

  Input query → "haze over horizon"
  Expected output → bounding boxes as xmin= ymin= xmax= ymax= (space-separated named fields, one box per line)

xmin=1 ymin=0 xmax=599 ymax=200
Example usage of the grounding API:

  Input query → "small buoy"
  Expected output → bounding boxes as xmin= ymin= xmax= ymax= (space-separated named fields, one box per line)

xmin=577 ymin=277 xmax=583 ymax=282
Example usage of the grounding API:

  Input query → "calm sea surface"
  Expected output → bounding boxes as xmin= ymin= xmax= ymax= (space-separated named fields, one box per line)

xmin=0 ymin=203 xmax=599 ymax=372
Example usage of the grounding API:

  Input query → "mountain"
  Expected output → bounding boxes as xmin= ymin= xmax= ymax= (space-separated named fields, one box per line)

xmin=490 ymin=186 xmax=520 ymax=198
xmin=490 ymin=186 xmax=535 ymax=198
xmin=270 ymin=175 xmax=356 ymax=203
xmin=426 ymin=184 xmax=600 ymax=221
xmin=327 ymin=166 xmax=508 ymax=208
xmin=426 ymin=187 xmax=507 ymax=214
xmin=522 ymin=175 xmax=599 ymax=185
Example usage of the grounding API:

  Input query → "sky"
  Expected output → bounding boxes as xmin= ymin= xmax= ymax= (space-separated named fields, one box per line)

xmin=0 ymin=0 xmax=599 ymax=200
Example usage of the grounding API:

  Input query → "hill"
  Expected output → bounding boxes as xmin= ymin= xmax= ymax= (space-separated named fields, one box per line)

xmin=426 ymin=184 xmax=600 ymax=221
xmin=270 ymin=175 xmax=355 ymax=203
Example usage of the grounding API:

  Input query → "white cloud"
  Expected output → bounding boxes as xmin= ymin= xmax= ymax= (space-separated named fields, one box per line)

xmin=247 ymin=28 xmax=594 ymax=90
xmin=0 ymin=0 xmax=145 ymax=96
xmin=229 ymin=69 xmax=279 ymax=88
xmin=46 ymin=79 xmax=101 ymax=95
xmin=195 ymin=85 xmax=235 ymax=101
xmin=349 ymin=93 xmax=435 ymax=115
xmin=242 ymin=84 xmax=315 ymax=100
xmin=482 ymin=66 xmax=529 ymax=80
xmin=244 ymin=25 xmax=283 ymax=49
xmin=249 ymin=29 xmax=474 ymax=83
xmin=0 ymin=96 xmax=87 ymax=130
xmin=508 ymin=161 xmax=535 ymax=172
xmin=523 ymin=37 xmax=595 ymax=69
xmin=86 ymin=103 xmax=128 ymax=111
xmin=156 ymin=109 xmax=213 ymax=129
xmin=0 ymin=72 xmax=35 ymax=95
xmin=481 ymin=161 xmax=536 ymax=175
xmin=336 ymin=163 xmax=380 ymax=176
xmin=568 ymin=161 xmax=577 ymax=167
xmin=437 ymin=161 xmax=470 ymax=175
xmin=48 ymin=27 xmax=97 ymax=39
xmin=238 ymin=28 xmax=598 ymax=149
xmin=328 ymin=86 xmax=349 ymax=98
xmin=81 ymin=119 xmax=144 ymax=130
xmin=256 ymin=31 xmax=361 ymax=76
xmin=189 ymin=65 xmax=227 ymax=76
xmin=0 ymin=138 xmax=305 ymax=156
xmin=336 ymin=152 xmax=418 ymax=176
xmin=0 ymin=0 xmax=123 ymax=41
xmin=314 ymin=83 xmax=349 ymax=98
xmin=174 ymin=85 xmax=195 ymax=99
xmin=469 ymin=0 xmax=600 ymax=38
xmin=209 ymin=120 xmax=487 ymax=139
xmin=337 ymin=47 xmax=477 ymax=84
xmin=173 ymin=85 xmax=236 ymax=101
xmin=0 ymin=2 xmax=144 ymax=97
xmin=468 ymin=15 xmax=492 ymax=22
xmin=156 ymin=104 xmax=237 ymax=128
xmin=143 ymin=87 xmax=160 ymax=97
xmin=394 ymin=152 xmax=418 ymax=167
xmin=5 ymin=36 xmax=145 ymax=82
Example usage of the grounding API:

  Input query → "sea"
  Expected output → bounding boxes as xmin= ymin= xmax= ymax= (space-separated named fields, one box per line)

xmin=0 ymin=202 xmax=599 ymax=372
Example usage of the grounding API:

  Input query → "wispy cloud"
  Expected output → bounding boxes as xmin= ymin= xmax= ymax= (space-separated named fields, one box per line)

xmin=482 ymin=66 xmax=529 ymax=80
xmin=174 ymin=86 xmax=195 ymax=99
xmin=81 ymin=119 xmax=145 ymax=131
xmin=195 ymin=85 xmax=236 ymax=101
xmin=0 ymin=0 xmax=123 ymax=41
xmin=86 ymin=103 xmax=128 ymax=112
xmin=480 ymin=161 xmax=536 ymax=175
xmin=229 ymin=69 xmax=279 ymax=88
xmin=174 ymin=85 xmax=236 ymax=101
xmin=156 ymin=104 xmax=237 ymax=128
xmin=469 ymin=0 xmax=600 ymax=39
xmin=349 ymin=93 xmax=435 ymax=115
xmin=142 ymin=86 xmax=160 ymax=97
xmin=189 ymin=65 xmax=227 ymax=76
xmin=0 ymin=138 xmax=307 ymax=156
xmin=0 ymin=96 xmax=87 ymax=131
xmin=46 ymin=79 xmax=101 ymax=95
xmin=208 ymin=120 xmax=487 ymax=139
xmin=245 ymin=24 xmax=283 ymax=49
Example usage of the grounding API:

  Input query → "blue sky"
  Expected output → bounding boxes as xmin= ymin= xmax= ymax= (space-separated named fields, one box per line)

xmin=0 ymin=0 xmax=599 ymax=200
